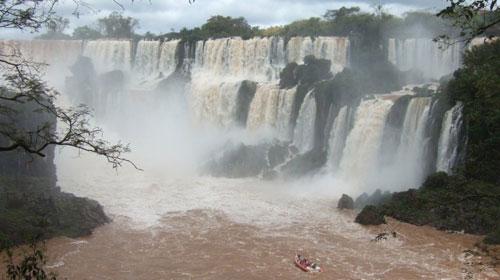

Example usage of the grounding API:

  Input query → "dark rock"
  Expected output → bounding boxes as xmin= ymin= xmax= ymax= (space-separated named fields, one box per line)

xmin=280 ymin=149 xmax=326 ymax=178
xmin=235 ymin=80 xmax=257 ymax=126
xmin=355 ymin=205 xmax=386 ymax=225
xmin=354 ymin=189 xmax=392 ymax=209
xmin=0 ymin=176 xmax=109 ymax=249
xmin=337 ymin=194 xmax=354 ymax=210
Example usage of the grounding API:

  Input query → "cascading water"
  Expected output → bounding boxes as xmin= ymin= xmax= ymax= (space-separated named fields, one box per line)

xmin=189 ymin=81 xmax=242 ymax=128
xmin=385 ymin=97 xmax=433 ymax=188
xmin=83 ymin=40 xmax=132 ymax=74
xmin=326 ymin=106 xmax=351 ymax=169
xmin=158 ymin=39 xmax=180 ymax=77
xmin=337 ymin=97 xmax=394 ymax=191
xmin=436 ymin=102 xmax=464 ymax=173
xmin=286 ymin=36 xmax=349 ymax=74
xmin=388 ymin=38 xmax=462 ymax=80
xmin=292 ymin=91 xmax=317 ymax=153
xmin=134 ymin=40 xmax=161 ymax=79
xmin=246 ymin=84 xmax=296 ymax=140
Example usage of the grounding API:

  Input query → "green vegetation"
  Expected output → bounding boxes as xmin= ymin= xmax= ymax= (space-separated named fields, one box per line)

xmin=445 ymin=40 xmax=500 ymax=184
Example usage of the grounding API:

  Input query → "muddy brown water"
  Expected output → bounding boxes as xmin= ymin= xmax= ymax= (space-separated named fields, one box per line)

xmin=3 ymin=154 xmax=498 ymax=279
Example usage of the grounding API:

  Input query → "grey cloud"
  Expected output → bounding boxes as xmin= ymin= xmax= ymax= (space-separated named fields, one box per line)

xmin=1 ymin=0 xmax=445 ymax=38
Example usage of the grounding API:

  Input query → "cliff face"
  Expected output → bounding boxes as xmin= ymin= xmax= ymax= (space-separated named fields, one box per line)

xmin=0 ymin=99 xmax=109 ymax=249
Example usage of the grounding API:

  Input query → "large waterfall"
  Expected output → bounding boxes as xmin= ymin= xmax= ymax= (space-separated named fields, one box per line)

xmin=0 ymin=36 xmax=467 ymax=193
xmin=388 ymin=38 xmax=462 ymax=80
xmin=336 ymin=97 xmax=394 ymax=190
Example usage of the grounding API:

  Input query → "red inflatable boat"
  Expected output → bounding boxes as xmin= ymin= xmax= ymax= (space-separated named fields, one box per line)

xmin=294 ymin=255 xmax=323 ymax=273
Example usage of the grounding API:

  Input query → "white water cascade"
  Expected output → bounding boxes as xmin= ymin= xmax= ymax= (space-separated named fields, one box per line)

xmin=387 ymin=97 xmax=433 ymax=188
xmin=246 ymin=84 xmax=297 ymax=140
xmin=158 ymin=39 xmax=181 ymax=77
xmin=134 ymin=40 xmax=161 ymax=79
xmin=83 ymin=40 xmax=132 ymax=74
xmin=436 ymin=102 xmax=464 ymax=173
xmin=388 ymin=38 xmax=462 ymax=80
xmin=327 ymin=106 xmax=352 ymax=169
xmin=293 ymin=91 xmax=317 ymax=153
xmin=286 ymin=36 xmax=349 ymax=74
xmin=189 ymin=81 xmax=242 ymax=128
xmin=337 ymin=97 xmax=394 ymax=190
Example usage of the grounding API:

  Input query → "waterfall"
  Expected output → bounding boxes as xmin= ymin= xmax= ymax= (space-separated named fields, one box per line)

xmin=189 ymin=81 xmax=242 ymax=128
xmin=326 ymin=106 xmax=351 ymax=169
xmin=246 ymin=84 xmax=296 ymax=140
xmin=247 ymin=84 xmax=281 ymax=131
xmin=293 ymin=91 xmax=317 ymax=153
xmin=388 ymin=38 xmax=462 ymax=80
xmin=337 ymin=97 xmax=394 ymax=189
xmin=286 ymin=36 xmax=349 ymax=74
xmin=436 ymin=102 xmax=464 ymax=173
xmin=388 ymin=97 xmax=433 ymax=187
xmin=83 ymin=40 xmax=132 ymax=74
xmin=134 ymin=40 xmax=161 ymax=78
xmin=0 ymin=40 xmax=83 ymax=81
xmin=193 ymin=36 xmax=349 ymax=81
xmin=159 ymin=40 xmax=180 ymax=77
xmin=193 ymin=37 xmax=284 ymax=81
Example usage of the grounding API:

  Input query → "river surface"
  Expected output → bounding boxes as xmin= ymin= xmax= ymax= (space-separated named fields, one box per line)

xmin=16 ymin=150 xmax=493 ymax=280
xmin=15 ymin=151 xmax=488 ymax=279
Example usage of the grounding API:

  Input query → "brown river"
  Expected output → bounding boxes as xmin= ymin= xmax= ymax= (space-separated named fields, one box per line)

xmin=5 ymin=152 xmax=500 ymax=279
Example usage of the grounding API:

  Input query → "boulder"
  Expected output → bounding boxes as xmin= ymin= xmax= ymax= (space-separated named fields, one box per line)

xmin=355 ymin=205 xmax=386 ymax=225
xmin=337 ymin=194 xmax=354 ymax=209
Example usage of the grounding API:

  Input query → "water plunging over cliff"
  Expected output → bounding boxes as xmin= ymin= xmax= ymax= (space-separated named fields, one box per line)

xmin=388 ymin=38 xmax=462 ymax=80
xmin=336 ymin=97 xmax=394 ymax=191
xmin=436 ymin=102 xmax=464 ymax=174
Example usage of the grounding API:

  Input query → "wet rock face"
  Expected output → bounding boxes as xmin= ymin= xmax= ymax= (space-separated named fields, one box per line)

xmin=355 ymin=205 xmax=386 ymax=225
xmin=337 ymin=194 xmax=354 ymax=210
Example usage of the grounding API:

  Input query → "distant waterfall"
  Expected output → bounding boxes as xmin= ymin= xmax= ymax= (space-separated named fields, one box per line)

xmin=246 ymin=84 xmax=296 ymax=140
xmin=326 ymin=106 xmax=352 ymax=169
xmin=193 ymin=37 xmax=285 ymax=81
xmin=436 ymin=102 xmax=464 ymax=173
xmin=83 ymin=40 xmax=132 ymax=73
xmin=0 ymin=40 xmax=83 ymax=80
xmin=293 ymin=91 xmax=317 ymax=153
xmin=286 ymin=36 xmax=350 ymax=74
xmin=193 ymin=36 xmax=349 ymax=81
xmin=134 ymin=40 xmax=161 ymax=78
xmin=390 ymin=97 xmax=433 ymax=187
xmin=159 ymin=40 xmax=180 ymax=77
xmin=388 ymin=38 xmax=462 ymax=80
xmin=337 ymin=98 xmax=393 ymax=189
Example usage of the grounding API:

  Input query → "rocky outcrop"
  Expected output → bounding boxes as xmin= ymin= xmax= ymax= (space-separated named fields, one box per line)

xmin=203 ymin=141 xmax=292 ymax=178
xmin=337 ymin=194 xmax=354 ymax=209
xmin=355 ymin=205 xmax=386 ymax=225
xmin=0 ymin=176 xmax=109 ymax=249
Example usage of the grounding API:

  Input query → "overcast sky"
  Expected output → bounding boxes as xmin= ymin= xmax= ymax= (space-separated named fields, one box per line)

xmin=0 ymin=0 xmax=447 ymax=39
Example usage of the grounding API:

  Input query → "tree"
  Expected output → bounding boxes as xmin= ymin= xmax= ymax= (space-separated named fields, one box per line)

xmin=35 ymin=16 xmax=72 ymax=40
xmin=437 ymin=0 xmax=500 ymax=43
xmin=73 ymin=25 xmax=102 ymax=40
xmin=0 ymin=1 xmax=137 ymax=169
xmin=97 ymin=11 xmax=139 ymax=39
xmin=201 ymin=15 xmax=255 ymax=39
